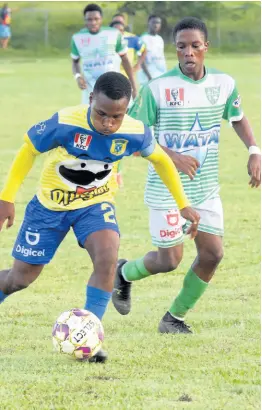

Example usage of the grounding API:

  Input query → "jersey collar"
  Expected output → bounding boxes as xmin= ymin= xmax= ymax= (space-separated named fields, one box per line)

xmin=177 ymin=64 xmax=208 ymax=84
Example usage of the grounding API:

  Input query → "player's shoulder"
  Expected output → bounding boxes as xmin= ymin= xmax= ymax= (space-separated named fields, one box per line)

xmin=72 ymin=28 xmax=89 ymax=37
xmin=58 ymin=105 xmax=90 ymax=129
xmin=146 ymin=67 xmax=179 ymax=89
xmin=101 ymin=26 xmax=119 ymax=34
xmin=117 ymin=114 xmax=145 ymax=135
xmin=207 ymin=67 xmax=236 ymax=85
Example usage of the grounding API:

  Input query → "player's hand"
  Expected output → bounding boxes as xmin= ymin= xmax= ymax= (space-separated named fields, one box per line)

xmin=0 ymin=200 xmax=15 ymax=231
xmin=170 ymin=152 xmax=200 ymax=180
xmin=76 ymin=76 xmax=87 ymax=90
xmin=132 ymin=87 xmax=138 ymax=100
xmin=180 ymin=207 xmax=200 ymax=239
xmin=248 ymin=154 xmax=261 ymax=188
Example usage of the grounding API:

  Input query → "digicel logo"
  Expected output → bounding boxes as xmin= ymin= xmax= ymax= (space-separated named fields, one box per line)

xmin=160 ymin=228 xmax=182 ymax=238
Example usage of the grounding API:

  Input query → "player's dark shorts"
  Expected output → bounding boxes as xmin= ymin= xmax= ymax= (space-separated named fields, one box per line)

xmin=12 ymin=196 xmax=119 ymax=265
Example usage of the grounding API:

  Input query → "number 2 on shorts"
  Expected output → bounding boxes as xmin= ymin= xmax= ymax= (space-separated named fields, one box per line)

xmin=101 ymin=203 xmax=116 ymax=224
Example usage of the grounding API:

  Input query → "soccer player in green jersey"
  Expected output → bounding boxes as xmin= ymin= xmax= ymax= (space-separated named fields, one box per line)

xmin=112 ymin=17 xmax=261 ymax=333
xmin=71 ymin=4 xmax=137 ymax=104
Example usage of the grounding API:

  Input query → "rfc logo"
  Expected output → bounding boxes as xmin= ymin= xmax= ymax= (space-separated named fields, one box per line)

xmin=110 ymin=139 xmax=128 ymax=156
xmin=165 ymin=88 xmax=184 ymax=107
xmin=74 ymin=133 xmax=92 ymax=151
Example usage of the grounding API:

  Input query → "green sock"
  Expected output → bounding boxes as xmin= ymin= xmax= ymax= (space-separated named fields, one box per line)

xmin=122 ymin=258 xmax=151 ymax=281
xmin=169 ymin=268 xmax=208 ymax=319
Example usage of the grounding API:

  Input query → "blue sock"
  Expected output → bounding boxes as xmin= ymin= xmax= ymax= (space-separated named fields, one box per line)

xmin=0 ymin=290 xmax=8 ymax=304
xmin=84 ymin=286 xmax=112 ymax=320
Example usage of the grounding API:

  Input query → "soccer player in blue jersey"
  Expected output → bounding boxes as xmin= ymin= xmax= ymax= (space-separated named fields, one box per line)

xmin=0 ymin=72 xmax=199 ymax=362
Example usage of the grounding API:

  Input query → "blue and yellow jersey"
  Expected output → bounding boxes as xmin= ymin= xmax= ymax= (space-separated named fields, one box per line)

xmin=120 ymin=31 xmax=145 ymax=76
xmin=23 ymin=105 xmax=154 ymax=211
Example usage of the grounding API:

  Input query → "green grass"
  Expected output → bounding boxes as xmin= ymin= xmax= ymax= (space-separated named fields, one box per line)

xmin=0 ymin=54 xmax=260 ymax=409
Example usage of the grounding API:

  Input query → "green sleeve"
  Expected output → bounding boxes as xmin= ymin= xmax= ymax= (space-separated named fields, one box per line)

xmin=222 ymin=85 xmax=243 ymax=122
xmin=128 ymin=85 xmax=158 ymax=127
xmin=116 ymin=33 xmax=127 ymax=55
xmin=70 ymin=37 xmax=80 ymax=58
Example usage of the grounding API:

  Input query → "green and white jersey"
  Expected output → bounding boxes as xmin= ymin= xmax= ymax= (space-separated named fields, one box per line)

xmin=71 ymin=27 xmax=127 ymax=88
xmin=129 ymin=65 xmax=243 ymax=209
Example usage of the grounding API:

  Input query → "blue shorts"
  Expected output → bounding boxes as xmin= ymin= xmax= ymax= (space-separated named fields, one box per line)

xmin=0 ymin=24 xmax=11 ymax=38
xmin=12 ymin=196 xmax=119 ymax=265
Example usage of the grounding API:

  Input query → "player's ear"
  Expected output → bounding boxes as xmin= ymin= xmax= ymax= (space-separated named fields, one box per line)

xmin=89 ymin=92 xmax=93 ymax=105
xmin=204 ymin=41 xmax=209 ymax=52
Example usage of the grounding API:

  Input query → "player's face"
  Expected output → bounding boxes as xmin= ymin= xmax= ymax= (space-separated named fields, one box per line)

xmin=112 ymin=23 xmax=124 ymax=34
xmin=84 ymin=11 xmax=102 ymax=33
xmin=112 ymin=15 xmax=125 ymax=25
xmin=148 ymin=18 xmax=161 ymax=34
xmin=175 ymin=29 xmax=208 ymax=79
xmin=89 ymin=92 xmax=129 ymax=135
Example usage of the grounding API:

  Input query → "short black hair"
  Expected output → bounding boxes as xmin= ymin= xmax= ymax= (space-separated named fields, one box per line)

xmin=148 ymin=15 xmax=161 ymax=22
xmin=110 ymin=20 xmax=125 ymax=28
xmin=83 ymin=4 xmax=102 ymax=16
xmin=93 ymin=72 xmax=132 ymax=101
xmin=173 ymin=17 xmax=208 ymax=41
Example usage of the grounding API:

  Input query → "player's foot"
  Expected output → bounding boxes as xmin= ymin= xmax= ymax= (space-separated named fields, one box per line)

xmin=158 ymin=311 xmax=192 ymax=334
xmin=88 ymin=349 xmax=108 ymax=363
xmin=112 ymin=259 xmax=131 ymax=315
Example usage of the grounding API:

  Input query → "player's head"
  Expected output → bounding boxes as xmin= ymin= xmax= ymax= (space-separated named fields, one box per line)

xmin=83 ymin=4 xmax=103 ymax=34
xmin=110 ymin=20 xmax=125 ymax=34
xmin=112 ymin=13 xmax=125 ymax=25
xmin=148 ymin=15 xmax=162 ymax=35
xmin=173 ymin=17 xmax=209 ymax=77
xmin=90 ymin=72 xmax=132 ymax=135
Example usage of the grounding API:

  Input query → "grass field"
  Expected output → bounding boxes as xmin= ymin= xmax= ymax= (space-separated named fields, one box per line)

xmin=0 ymin=53 xmax=260 ymax=409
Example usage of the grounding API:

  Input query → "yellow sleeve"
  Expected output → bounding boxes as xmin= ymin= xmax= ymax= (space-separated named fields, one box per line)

xmin=145 ymin=144 xmax=190 ymax=210
xmin=0 ymin=136 xmax=39 ymax=203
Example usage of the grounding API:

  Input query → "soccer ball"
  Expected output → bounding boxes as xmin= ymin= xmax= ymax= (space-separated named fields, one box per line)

xmin=52 ymin=308 xmax=104 ymax=360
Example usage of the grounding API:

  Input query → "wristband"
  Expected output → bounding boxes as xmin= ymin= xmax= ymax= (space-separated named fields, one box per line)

xmin=249 ymin=146 xmax=261 ymax=155
xmin=74 ymin=73 xmax=82 ymax=80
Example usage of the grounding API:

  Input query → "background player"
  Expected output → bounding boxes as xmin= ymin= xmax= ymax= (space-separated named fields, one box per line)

xmin=71 ymin=4 xmax=137 ymax=104
xmin=0 ymin=72 xmax=199 ymax=362
xmin=137 ymin=15 xmax=167 ymax=87
xmin=112 ymin=17 xmax=261 ymax=334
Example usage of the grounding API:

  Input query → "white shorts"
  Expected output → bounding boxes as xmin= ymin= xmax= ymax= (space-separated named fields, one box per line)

xmin=149 ymin=196 xmax=224 ymax=248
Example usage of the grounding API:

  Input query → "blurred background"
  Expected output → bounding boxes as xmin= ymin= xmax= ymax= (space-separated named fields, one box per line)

xmin=4 ymin=1 xmax=261 ymax=54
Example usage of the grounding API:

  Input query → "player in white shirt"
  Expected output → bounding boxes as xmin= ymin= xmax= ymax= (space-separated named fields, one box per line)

xmin=71 ymin=4 xmax=137 ymax=104
xmin=137 ymin=15 xmax=167 ymax=87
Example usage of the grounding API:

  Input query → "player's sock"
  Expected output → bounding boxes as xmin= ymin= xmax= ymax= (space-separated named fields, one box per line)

xmin=84 ymin=286 xmax=111 ymax=320
xmin=169 ymin=268 xmax=208 ymax=319
xmin=0 ymin=290 xmax=8 ymax=304
xmin=122 ymin=257 xmax=151 ymax=282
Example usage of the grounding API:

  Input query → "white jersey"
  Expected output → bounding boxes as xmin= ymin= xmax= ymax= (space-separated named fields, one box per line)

xmin=137 ymin=32 xmax=166 ymax=86
xmin=129 ymin=65 xmax=243 ymax=209
xmin=71 ymin=27 xmax=127 ymax=89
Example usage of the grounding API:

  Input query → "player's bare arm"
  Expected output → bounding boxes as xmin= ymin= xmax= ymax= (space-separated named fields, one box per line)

xmin=72 ymin=58 xmax=87 ymax=90
xmin=232 ymin=116 xmax=261 ymax=188
xmin=133 ymin=49 xmax=147 ymax=73
xmin=160 ymin=145 xmax=200 ymax=180
xmin=0 ymin=200 xmax=14 ymax=231
xmin=120 ymin=54 xmax=137 ymax=99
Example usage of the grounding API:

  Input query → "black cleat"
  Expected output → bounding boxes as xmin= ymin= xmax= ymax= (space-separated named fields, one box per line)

xmin=112 ymin=259 xmax=131 ymax=315
xmin=88 ymin=349 xmax=108 ymax=363
xmin=158 ymin=311 xmax=193 ymax=334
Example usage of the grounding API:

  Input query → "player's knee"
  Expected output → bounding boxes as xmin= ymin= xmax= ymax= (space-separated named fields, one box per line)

xmin=157 ymin=251 xmax=183 ymax=273
xmin=93 ymin=247 xmax=118 ymax=275
xmin=198 ymin=247 xmax=224 ymax=269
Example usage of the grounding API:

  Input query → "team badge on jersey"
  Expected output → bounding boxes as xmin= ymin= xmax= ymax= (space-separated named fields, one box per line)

xmin=74 ymin=133 xmax=92 ymax=151
xmin=110 ymin=139 xmax=128 ymax=156
xmin=205 ymin=87 xmax=220 ymax=105
xmin=166 ymin=211 xmax=180 ymax=226
xmin=165 ymin=88 xmax=184 ymax=107
xmin=233 ymin=94 xmax=241 ymax=108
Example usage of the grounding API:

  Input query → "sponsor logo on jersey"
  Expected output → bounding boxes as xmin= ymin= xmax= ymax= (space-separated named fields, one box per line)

xmin=110 ymin=139 xmax=128 ymax=156
xmin=233 ymin=94 xmax=241 ymax=108
xmin=205 ymin=86 xmax=220 ymax=105
xmin=74 ymin=133 xmax=92 ymax=151
xmin=25 ymin=229 xmax=40 ymax=246
xmin=35 ymin=121 xmax=46 ymax=135
xmin=15 ymin=244 xmax=45 ymax=257
xmin=165 ymin=88 xmax=184 ymax=107
xmin=166 ymin=211 xmax=179 ymax=226
xmin=160 ymin=228 xmax=182 ymax=238
xmin=50 ymin=183 xmax=109 ymax=206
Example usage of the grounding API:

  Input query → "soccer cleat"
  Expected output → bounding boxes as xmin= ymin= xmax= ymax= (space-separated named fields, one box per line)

xmin=88 ymin=349 xmax=108 ymax=363
xmin=158 ymin=311 xmax=192 ymax=334
xmin=112 ymin=259 xmax=131 ymax=315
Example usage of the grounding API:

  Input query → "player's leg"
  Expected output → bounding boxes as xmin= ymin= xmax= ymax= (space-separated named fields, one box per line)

xmin=112 ymin=208 xmax=184 ymax=314
xmin=0 ymin=196 xmax=69 ymax=304
xmin=159 ymin=197 xmax=224 ymax=333
xmin=72 ymin=202 xmax=120 ymax=321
